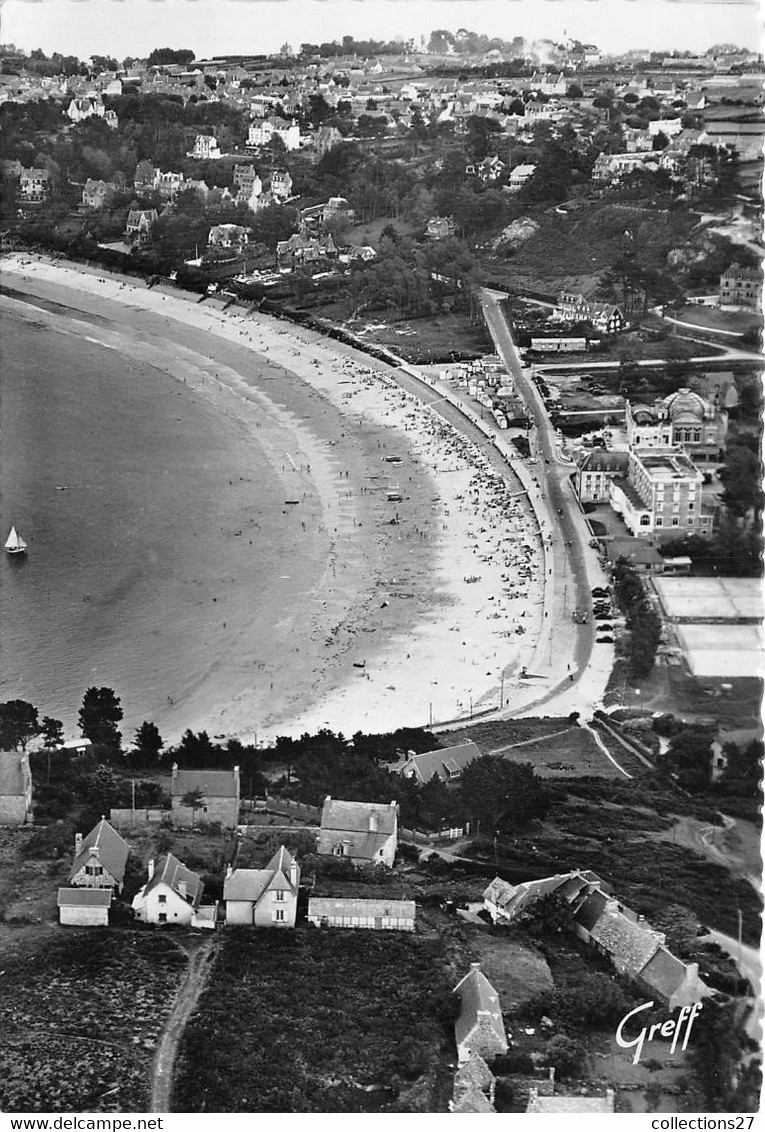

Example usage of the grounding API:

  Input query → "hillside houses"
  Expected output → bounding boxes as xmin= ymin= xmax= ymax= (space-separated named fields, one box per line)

xmin=132 ymin=853 xmax=205 ymax=926
xmin=553 ymin=292 xmax=625 ymax=334
xmin=400 ymin=740 xmax=481 ymax=785
xmin=224 ymin=845 xmax=300 ymax=926
xmin=68 ymin=818 xmax=129 ymax=893
xmin=483 ymin=871 xmax=709 ymax=1010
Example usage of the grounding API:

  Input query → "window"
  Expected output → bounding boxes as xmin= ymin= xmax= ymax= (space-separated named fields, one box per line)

xmin=688 ymin=502 xmax=694 ymax=511
xmin=640 ymin=515 xmax=651 ymax=526
xmin=656 ymin=517 xmax=663 ymax=527
xmin=158 ymin=912 xmax=167 ymax=923
xmin=274 ymin=909 xmax=285 ymax=923
xmin=687 ymin=517 xmax=694 ymax=525
xmin=672 ymin=517 xmax=679 ymax=527
xmin=158 ymin=894 xmax=167 ymax=904
xmin=274 ymin=890 xmax=285 ymax=902
xmin=673 ymin=502 xmax=680 ymax=512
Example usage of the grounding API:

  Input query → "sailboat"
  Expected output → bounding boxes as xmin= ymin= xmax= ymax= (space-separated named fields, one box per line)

xmin=4 ymin=526 xmax=28 ymax=555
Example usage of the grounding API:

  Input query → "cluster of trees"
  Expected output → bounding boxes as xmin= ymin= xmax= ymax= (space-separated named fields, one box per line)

xmin=657 ymin=721 xmax=762 ymax=802
xmin=612 ymin=559 xmax=662 ymax=678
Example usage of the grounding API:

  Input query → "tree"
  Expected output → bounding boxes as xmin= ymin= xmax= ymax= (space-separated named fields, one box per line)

xmin=78 ymin=686 xmax=123 ymax=751
xmin=181 ymin=786 xmax=206 ymax=825
xmin=132 ymin=721 xmax=164 ymax=766
xmin=546 ymin=1035 xmax=586 ymax=1078
xmin=41 ymin=716 xmax=64 ymax=749
xmin=566 ymin=83 xmax=583 ymax=100
xmin=718 ymin=443 xmax=764 ymax=519
xmin=517 ymin=892 xmax=572 ymax=938
xmin=460 ymin=758 xmax=549 ymax=832
xmin=659 ymin=726 xmax=714 ymax=792
xmin=0 ymin=700 xmax=39 ymax=751
xmin=86 ymin=763 xmax=124 ymax=814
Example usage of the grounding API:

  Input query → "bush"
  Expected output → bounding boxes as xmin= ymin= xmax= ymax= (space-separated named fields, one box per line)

xmin=546 ymin=1035 xmax=586 ymax=1079
xmin=494 ymin=1050 xmax=535 ymax=1074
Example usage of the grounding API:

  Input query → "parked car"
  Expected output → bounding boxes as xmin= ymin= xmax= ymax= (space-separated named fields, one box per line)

xmin=597 ymin=635 xmax=614 ymax=643
xmin=591 ymin=587 xmax=609 ymax=597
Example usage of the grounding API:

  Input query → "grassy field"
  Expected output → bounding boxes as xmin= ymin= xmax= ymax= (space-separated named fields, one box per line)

xmin=603 ymin=659 xmax=763 ymax=729
xmin=308 ymin=301 xmax=494 ymax=363
xmin=174 ymin=928 xmax=458 ymax=1112
xmin=484 ymin=203 xmax=698 ymax=298
xmin=668 ymin=304 xmax=763 ymax=336
xmin=1 ymin=931 xmax=187 ymax=1112
xmin=442 ymin=719 xmax=626 ymax=779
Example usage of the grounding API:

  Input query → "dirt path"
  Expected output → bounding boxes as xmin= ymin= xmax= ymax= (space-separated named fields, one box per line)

xmin=150 ymin=935 xmax=218 ymax=1112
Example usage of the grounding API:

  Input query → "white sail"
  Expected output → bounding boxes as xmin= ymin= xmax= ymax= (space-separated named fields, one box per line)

xmin=4 ymin=526 xmax=28 ymax=552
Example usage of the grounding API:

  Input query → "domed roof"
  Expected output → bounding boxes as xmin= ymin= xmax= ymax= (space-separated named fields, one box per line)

xmin=662 ymin=388 xmax=708 ymax=421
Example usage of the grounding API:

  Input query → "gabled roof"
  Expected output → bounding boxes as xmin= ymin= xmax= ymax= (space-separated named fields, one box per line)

xmin=589 ymin=909 xmax=661 ymax=974
xmin=454 ymin=1051 xmax=495 ymax=1093
xmin=453 ymin=965 xmax=508 ymax=1054
xmin=639 ymin=945 xmax=691 ymax=1000
xmin=403 ymin=740 xmax=481 ymax=784
xmin=69 ymin=818 xmax=129 ymax=885
xmin=224 ymin=845 xmax=299 ymax=902
xmin=143 ymin=853 xmax=203 ymax=905
xmin=172 ymin=767 xmax=239 ymax=799
xmin=452 ymin=1086 xmax=495 ymax=1113
xmin=58 ymin=887 xmax=112 ymax=907
xmin=320 ymin=797 xmax=397 ymax=836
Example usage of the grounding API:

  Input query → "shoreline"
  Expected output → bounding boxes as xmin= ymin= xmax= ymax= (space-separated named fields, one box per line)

xmin=1 ymin=254 xmax=548 ymax=742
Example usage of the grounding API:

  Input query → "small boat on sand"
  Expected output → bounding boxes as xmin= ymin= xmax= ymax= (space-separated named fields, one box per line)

xmin=4 ymin=526 xmax=28 ymax=555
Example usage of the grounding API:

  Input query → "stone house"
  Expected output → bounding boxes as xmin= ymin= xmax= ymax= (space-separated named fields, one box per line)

xmin=315 ymin=125 xmax=344 ymax=156
xmin=132 ymin=853 xmax=204 ymax=925
xmin=276 ymin=230 xmax=337 ymax=272
xmin=451 ymin=1052 xmax=496 ymax=1110
xmin=19 ymin=167 xmax=50 ymax=203
xmin=125 ymin=208 xmax=158 ymax=246
xmin=425 ymin=215 xmax=456 ymax=240
xmin=134 ymin=161 xmax=161 ymax=193
xmin=270 ymin=169 xmax=293 ymax=201
xmin=224 ymin=845 xmax=300 ymax=927
xmin=82 ymin=179 xmax=116 ymax=210
xmin=317 ymin=796 xmax=398 ymax=867
xmin=57 ymin=888 xmax=112 ymax=927
xmin=485 ymin=870 xmax=709 ymax=1010
xmin=719 ymin=265 xmax=762 ymax=309
xmin=575 ymin=450 xmax=630 ymax=505
xmin=208 ymin=223 xmax=250 ymax=251
xmin=0 ymin=750 xmax=33 ymax=825
xmin=307 ymin=897 xmax=415 ymax=931
xmin=170 ymin=764 xmax=240 ymax=828
xmin=400 ymin=740 xmax=481 ymax=786
xmin=188 ymin=133 xmax=222 ymax=160
xmin=68 ymin=817 xmax=130 ymax=892
xmin=453 ymin=963 xmax=509 ymax=1066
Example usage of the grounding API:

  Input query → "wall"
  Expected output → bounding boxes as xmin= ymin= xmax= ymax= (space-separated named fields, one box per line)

xmin=171 ymin=796 xmax=239 ymax=827
xmin=253 ymin=890 xmax=298 ymax=928
xmin=225 ymin=899 xmax=254 ymax=925
xmin=60 ymin=906 xmax=109 ymax=927
xmin=110 ymin=808 xmax=166 ymax=829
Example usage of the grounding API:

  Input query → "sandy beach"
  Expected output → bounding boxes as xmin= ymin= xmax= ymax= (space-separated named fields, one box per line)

xmin=1 ymin=254 xmax=548 ymax=743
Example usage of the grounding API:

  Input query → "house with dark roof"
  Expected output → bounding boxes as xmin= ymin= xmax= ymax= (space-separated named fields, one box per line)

xmin=132 ymin=853 xmax=204 ymax=925
xmin=400 ymin=740 xmax=481 ymax=786
xmin=224 ymin=845 xmax=300 ymax=927
xmin=317 ymin=796 xmax=398 ymax=867
xmin=484 ymin=868 xmax=709 ymax=1010
xmin=575 ymin=450 xmax=629 ymax=504
xmin=69 ymin=817 xmax=130 ymax=893
xmin=57 ymin=888 xmax=112 ymax=927
xmin=0 ymin=750 xmax=33 ymax=825
xmin=451 ymin=1051 xmax=496 ymax=1110
xmin=453 ymin=963 xmax=508 ymax=1066
xmin=170 ymin=763 xmax=240 ymax=828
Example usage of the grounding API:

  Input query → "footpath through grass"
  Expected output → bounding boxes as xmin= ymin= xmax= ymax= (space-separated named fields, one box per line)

xmin=174 ymin=928 xmax=457 ymax=1112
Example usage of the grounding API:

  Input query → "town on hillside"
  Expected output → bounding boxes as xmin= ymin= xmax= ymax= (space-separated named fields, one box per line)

xmin=0 ymin=27 xmax=762 ymax=1119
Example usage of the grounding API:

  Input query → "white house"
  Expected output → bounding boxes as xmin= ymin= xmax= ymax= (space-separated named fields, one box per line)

xmin=188 ymin=133 xmax=222 ymax=160
xmin=57 ymin=888 xmax=112 ymax=927
xmin=248 ymin=117 xmax=300 ymax=151
xmin=224 ymin=845 xmax=300 ymax=927
xmin=316 ymin=797 xmax=398 ymax=868
xmin=507 ymin=164 xmax=536 ymax=193
xmin=132 ymin=853 xmax=204 ymax=925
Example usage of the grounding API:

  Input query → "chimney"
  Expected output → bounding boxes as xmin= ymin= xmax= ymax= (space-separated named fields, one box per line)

xmin=606 ymin=1088 xmax=615 ymax=1108
xmin=369 ymin=811 xmax=378 ymax=832
xmin=289 ymin=858 xmax=298 ymax=888
xmin=178 ymin=879 xmax=188 ymax=900
xmin=470 ymin=962 xmax=481 ymax=972
xmin=638 ymin=913 xmax=645 ymax=923
xmin=548 ymin=1067 xmax=555 ymax=1084
xmin=172 ymin=762 xmax=178 ymax=789
xmin=605 ymin=898 xmax=620 ymax=915
xmin=226 ymin=864 xmax=233 ymax=880
xmin=74 ymin=832 xmax=83 ymax=857
xmin=147 ymin=858 xmax=155 ymax=881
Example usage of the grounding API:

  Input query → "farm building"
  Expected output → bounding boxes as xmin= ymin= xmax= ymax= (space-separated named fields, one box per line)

xmin=57 ymin=888 xmax=112 ymax=927
xmin=307 ymin=897 xmax=415 ymax=931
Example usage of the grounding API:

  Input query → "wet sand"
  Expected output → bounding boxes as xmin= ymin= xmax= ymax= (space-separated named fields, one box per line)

xmin=1 ymin=255 xmax=546 ymax=741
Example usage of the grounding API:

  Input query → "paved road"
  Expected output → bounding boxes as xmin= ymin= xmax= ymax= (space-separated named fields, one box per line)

xmin=480 ymin=288 xmax=595 ymax=671
xmin=151 ymin=936 xmax=217 ymax=1112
